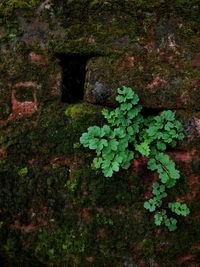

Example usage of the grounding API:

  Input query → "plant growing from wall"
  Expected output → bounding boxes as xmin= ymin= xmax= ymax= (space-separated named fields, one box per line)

xmin=80 ymin=86 xmax=190 ymax=231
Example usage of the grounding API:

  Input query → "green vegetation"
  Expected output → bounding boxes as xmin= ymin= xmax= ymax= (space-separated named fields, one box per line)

xmin=80 ymin=86 xmax=190 ymax=231
xmin=80 ymin=87 xmax=143 ymax=177
xmin=18 ymin=167 xmax=28 ymax=176
xmin=0 ymin=0 xmax=39 ymax=16
xmin=0 ymin=0 xmax=199 ymax=265
xmin=0 ymin=0 xmax=40 ymax=43
xmin=169 ymin=202 xmax=190 ymax=216
xmin=154 ymin=210 xmax=177 ymax=232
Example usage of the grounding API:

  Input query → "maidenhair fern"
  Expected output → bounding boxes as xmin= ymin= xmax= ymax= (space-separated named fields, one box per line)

xmin=80 ymin=86 xmax=190 ymax=231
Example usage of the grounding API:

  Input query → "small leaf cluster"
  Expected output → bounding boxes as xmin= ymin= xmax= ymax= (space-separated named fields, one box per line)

xmin=144 ymin=182 xmax=184 ymax=231
xmin=153 ymin=201 xmax=190 ymax=231
xmin=154 ymin=210 xmax=177 ymax=232
xmin=148 ymin=153 xmax=180 ymax=188
xmin=80 ymin=87 xmax=143 ymax=177
xmin=169 ymin=202 xmax=190 ymax=216
xmin=18 ymin=167 xmax=28 ymax=176
xmin=144 ymin=182 xmax=167 ymax=212
xmin=80 ymin=86 xmax=190 ymax=231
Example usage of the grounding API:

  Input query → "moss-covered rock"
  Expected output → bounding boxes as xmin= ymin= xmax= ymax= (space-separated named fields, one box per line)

xmin=1 ymin=0 xmax=200 ymax=266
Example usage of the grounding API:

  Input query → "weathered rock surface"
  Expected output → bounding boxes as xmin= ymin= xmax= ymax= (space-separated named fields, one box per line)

xmin=0 ymin=1 xmax=200 ymax=266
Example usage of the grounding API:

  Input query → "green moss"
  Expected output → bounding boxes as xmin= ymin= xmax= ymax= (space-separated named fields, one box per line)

xmin=1 ymin=100 xmax=200 ymax=265
xmin=0 ymin=0 xmax=40 ymax=16
xmin=0 ymin=101 xmax=11 ymax=120
xmin=0 ymin=1 xmax=39 ymax=41
xmin=1 ymin=0 xmax=200 ymax=266
xmin=48 ymin=39 xmax=111 ymax=56
xmin=64 ymin=103 xmax=99 ymax=118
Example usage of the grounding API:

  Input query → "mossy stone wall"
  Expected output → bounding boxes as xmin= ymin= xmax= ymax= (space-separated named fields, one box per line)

xmin=0 ymin=1 xmax=200 ymax=266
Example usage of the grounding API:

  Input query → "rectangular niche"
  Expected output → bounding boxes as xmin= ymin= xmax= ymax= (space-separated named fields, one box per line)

xmin=57 ymin=54 xmax=90 ymax=103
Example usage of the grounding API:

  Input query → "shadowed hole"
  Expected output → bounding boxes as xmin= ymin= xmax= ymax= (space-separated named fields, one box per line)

xmin=57 ymin=54 xmax=90 ymax=103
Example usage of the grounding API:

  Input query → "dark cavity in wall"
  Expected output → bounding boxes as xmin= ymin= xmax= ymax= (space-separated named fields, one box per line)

xmin=141 ymin=107 xmax=165 ymax=117
xmin=57 ymin=54 xmax=90 ymax=103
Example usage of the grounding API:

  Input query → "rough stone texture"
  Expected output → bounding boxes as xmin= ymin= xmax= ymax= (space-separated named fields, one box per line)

xmin=0 ymin=1 xmax=200 ymax=266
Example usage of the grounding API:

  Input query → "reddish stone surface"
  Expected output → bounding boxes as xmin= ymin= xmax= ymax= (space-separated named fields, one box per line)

xmin=82 ymin=208 xmax=91 ymax=220
xmin=29 ymin=52 xmax=48 ymax=64
xmin=10 ymin=89 xmax=38 ymax=117
xmin=192 ymin=53 xmax=200 ymax=67
xmin=168 ymin=150 xmax=200 ymax=201
xmin=175 ymin=196 xmax=185 ymax=203
xmin=117 ymin=53 xmax=135 ymax=68
xmin=169 ymin=149 xmax=197 ymax=163
xmin=176 ymin=254 xmax=193 ymax=265
xmin=82 ymin=191 xmax=89 ymax=196
xmin=10 ymin=206 xmax=50 ymax=233
xmin=177 ymin=90 xmax=190 ymax=106
xmin=167 ymin=55 xmax=174 ymax=63
xmin=150 ymin=260 xmax=160 ymax=267
xmin=0 ymin=148 xmax=6 ymax=159
xmin=126 ymin=55 xmax=135 ymax=67
xmin=192 ymin=243 xmax=200 ymax=251
xmin=15 ymin=81 xmax=36 ymax=87
xmin=28 ymin=157 xmax=37 ymax=165
xmin=167 ymin=35 xmax=177 ymax=51
xmin=132 ymin=150 xmax=199 ymax=203
xmin=186 ymin=191 xmax=198 ymax=201
xmin=132 ymin=157 xmax=148 ymax=172
xmin=188 ymin=175 xmax=199 ymax=185
xmin=144 ymin=173 xmax=159 ymax=200
xmin=97 ymin=228 xmax=105 ymax=239
xmin=186 ymin=175 xmax=200 ymax=201
xmin=138 ymin=259 xmax=146 ymax=267
xmin=174 ymin=174 xmax=199 ymax=202
xmin=50 ymin=157 xmax=69 ymax=166
xmin=10 ymin=220 xmax=48 ymax=233
xmin=88 ymin=35 xmax=95 ymax=44
xmin=194 ymin=117 xmax=200 ymax=133
xmin=144 ymin=42 xmax=156 ymax=54
xmin=86 ymin=256 xmax=95 ymax=262
xmin=188 ymin=263 xmax=198 ymax=267
xmin=146 ymin=76 xmax=167 ymax=90
xmin=10 ymin=220 xmax=36 ymax=233
xmin=190 ymin=80 xmax=200 ymax=87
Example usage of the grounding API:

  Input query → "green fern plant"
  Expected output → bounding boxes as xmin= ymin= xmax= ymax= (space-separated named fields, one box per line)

xmin=80 ymin=86 xmax=190 ymax=231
